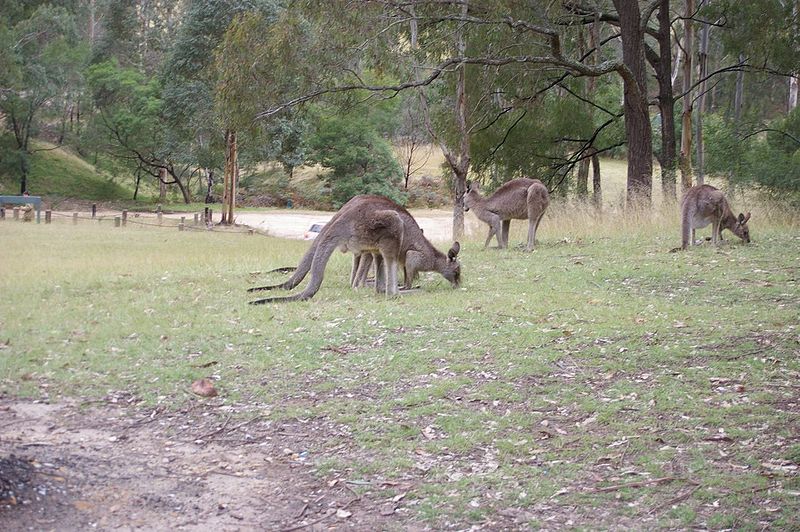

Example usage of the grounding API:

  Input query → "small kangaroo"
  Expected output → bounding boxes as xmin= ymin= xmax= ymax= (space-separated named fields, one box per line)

xmin=249 ymin=195 xmax=460 ymax=300
xmin=464 ymin=178 xmax=550 ymax=251
xmin=351 ymin=240 xmax=460 ymax=290
xmin=249 ymin=203 xmax=404 ymax=304
xmin=681 ymin=184 xmax=751 ymax=250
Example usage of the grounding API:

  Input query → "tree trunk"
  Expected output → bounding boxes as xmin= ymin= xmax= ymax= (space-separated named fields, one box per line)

xmin=222 ymin=129 xmax=238 ymax=225
xmin=612 ymin=0 xmax=653 ymax=205
xmin=679 ymin=0 xmax=695 ymax=192
xmin=18 ymin=154 xmax=29 ymax=195
xmin=734 ymin=53 xmax=745 ymax=124
xmin=173 ymin=171 xmax=191 ymax=204
xmin=591 ymin=151 xmax=602 ymax=209
xmin=159 ymin=167 xmax=167 ymax=203
xmin=411 ymin=1 xmax=470 ymax=240
xmin=133 ymin=169 xmax=141 ymax=200
xmin=576 ymin=158 xmax=590 ymax=198
xmin=790 ymin=76 xmax=798 ymax=111
xmin=205 ymin=168 xmax=215 ymax=203
xmin=695 ymin=0 xmax=709 ymax=185
xmin=655 ymin=0 xmax=677 ymax=202
xmin=576 ymin=23 xmax=595 ymax=200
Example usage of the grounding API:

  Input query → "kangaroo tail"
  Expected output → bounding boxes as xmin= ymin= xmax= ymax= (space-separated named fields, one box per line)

xmin=267 ymin=266 xmax=296 ymax=274
xmin=250 ymin=235 xmax=340 ymax=304
xmin=247 ymin=241 xmax=317 ymax=293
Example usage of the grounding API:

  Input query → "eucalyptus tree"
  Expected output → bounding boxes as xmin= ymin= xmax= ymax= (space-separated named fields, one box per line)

xmin=162 ymin=0 xmax=278 ymax=223
xmin=259 ymin=0 xmax=664 ymax=236
xmin=0 ymin=4 xmax=85 ymax=194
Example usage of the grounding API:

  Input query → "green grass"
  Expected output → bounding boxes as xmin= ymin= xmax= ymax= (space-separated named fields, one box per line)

xmin=1 ymin=201 xmax=799 ymax=529
xmin=0 ymin=140 xmax=131 ymax=200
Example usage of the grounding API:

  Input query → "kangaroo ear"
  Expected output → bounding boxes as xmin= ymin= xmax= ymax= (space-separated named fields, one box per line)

xmin=466 ymin=181 xmax=472 ymax=192
xmin=743 ymin=212 xmax=751 ymax=224
xmin=738 ymin=213 xmax=745 ymax=224
xmin=448 ymin=241 xmax=460 ymax=260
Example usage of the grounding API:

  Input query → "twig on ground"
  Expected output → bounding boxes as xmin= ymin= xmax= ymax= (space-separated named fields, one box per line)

xmin=588 ymin=476 xmax=697 ymax=493
xmin=647 ymin=484 xmax=701 ymax=515
xmin=196 ymin=415 xmax=232 ymax=441
xmin=279 ymin=509 xmax=334 ymax=532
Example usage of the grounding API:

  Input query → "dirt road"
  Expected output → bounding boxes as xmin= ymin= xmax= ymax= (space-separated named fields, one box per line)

xmin=234 ymin=209 xmax=459 ymax=242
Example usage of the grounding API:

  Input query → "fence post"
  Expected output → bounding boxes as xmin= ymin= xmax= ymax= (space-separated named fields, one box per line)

xmin=157 ymin=211 xmax=162 ymax=225
xmin=208 ymin=209 xmax=213 ymax=224
xmin=13 ymin=207 xmax=20 ymax=220
xmin=122 ymin=210 xmax=128 ymax=226
xmin=45 ymin=210 xmax=51 ymax=224
xmin=179 ymin=222 xmax=184 ymax=232
xmin=115 ymin=216 xmax=121 ymax=227
xmin=73 ymin=213 xmax=78 ymax=225
xmin=0 ymin=207 xmax=4 ymax=220
xmin=92 ymin=204 xmax=97 ymax=218
xmin=193 ymin=213 xmax=199 ymax=225
xmin=203 ymin=207 xmax=209 ymax=224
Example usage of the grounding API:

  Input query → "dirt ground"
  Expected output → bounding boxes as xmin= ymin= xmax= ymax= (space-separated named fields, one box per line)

xmin=0 ymin=397 xmax=426 ymax=531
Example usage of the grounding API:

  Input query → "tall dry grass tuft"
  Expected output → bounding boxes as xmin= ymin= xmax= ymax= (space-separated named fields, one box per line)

xmin=465 ymin=190 xmax=799 ymax=248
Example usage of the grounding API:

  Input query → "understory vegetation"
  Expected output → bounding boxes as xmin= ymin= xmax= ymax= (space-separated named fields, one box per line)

xmin=1 ymin=202 xmax=797 ymax=529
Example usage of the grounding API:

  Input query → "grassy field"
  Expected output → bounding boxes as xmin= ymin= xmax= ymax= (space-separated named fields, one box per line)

xmin=1 ymin=197 xmax=798 ymax=528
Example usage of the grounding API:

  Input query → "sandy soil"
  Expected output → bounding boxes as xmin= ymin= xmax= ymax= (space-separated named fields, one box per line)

xmin=234 ymin=211 xmax=459 ymax=243
xmin=0 ymin=398 xmax=425 ymax=531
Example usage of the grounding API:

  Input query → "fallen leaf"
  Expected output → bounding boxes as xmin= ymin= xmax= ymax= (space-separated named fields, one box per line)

xmin=379 ymin=503 xmax=396 ymax=516
xmin=73 ymin=500 xmax=93 ymax=511
xmin=191 ymin=378 xmax=218 ymax=397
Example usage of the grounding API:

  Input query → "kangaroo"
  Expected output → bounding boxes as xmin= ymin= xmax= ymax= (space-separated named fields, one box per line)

xmin=352 ymin=240 xmax=461 ymax=290
xmin=249 ymin=205 xmax=404 ymax=304
xmin=464 ymin=178 xmax=549 ymax=251
xmin=681 ymin=184 xmax=751 ymax=250
xmin=248 ymin=195 xmax=461 ymax=300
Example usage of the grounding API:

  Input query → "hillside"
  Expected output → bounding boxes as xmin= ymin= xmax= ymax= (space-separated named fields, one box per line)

xmin=0 ymin=140 xmax=131 ymax=201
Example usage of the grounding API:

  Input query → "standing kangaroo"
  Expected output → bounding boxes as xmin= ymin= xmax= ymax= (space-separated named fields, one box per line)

xmin=464 ymin=178 xmax=549 ymax=251
xmin=681 ymin=184 xmax=751 ymax=250
xmin=249 ymin=195 xmax=460 ymax=301
xmin=249 ymin=203 xmax=404 ymax=304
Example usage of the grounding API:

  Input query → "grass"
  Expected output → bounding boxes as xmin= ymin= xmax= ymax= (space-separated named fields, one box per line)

xmin=0 ymin=140 xmax=131 ymax=200
xmin=0 ymin=198 xmax=798 ymax=528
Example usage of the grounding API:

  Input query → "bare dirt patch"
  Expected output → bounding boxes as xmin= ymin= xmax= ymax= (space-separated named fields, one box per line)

xmin=0 ymin=397 xmax=423 ymax=531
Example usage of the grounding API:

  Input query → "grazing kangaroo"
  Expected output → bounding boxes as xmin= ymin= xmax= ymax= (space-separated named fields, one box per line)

xmin=464 ymin=178 xmax=549 ymax=251
xmin=681 ymin=184 xmax=751 ymax=250
xmin=249 ymin=195 xmax=460 ymax=300
xmin=351 ymin=240 xmax=461 ymax=290
xmin=249 ymin=205 xmax=404 ymax=304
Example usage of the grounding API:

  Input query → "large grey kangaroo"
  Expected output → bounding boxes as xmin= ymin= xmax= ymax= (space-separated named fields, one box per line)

xmin=681 ymin=184 xmax=751 ymax=250
xmin=464 ymin=178 xmax=550 ymax=251
xmin=249 ymin=201 xmax=404 ymax=304
xmin=249 ymin=195 xmax=460 ymax=301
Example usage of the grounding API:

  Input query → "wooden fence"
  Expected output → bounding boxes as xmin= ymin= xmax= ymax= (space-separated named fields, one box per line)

xmin=0 ymin=202 xmax=259 ymax=236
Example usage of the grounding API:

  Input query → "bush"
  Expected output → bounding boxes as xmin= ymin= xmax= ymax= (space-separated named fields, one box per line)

xmin=307 ymin=114 xmax=406 ymax=208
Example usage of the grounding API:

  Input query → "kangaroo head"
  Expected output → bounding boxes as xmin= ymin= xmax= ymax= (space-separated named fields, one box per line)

xmin=443 ymin=242 xmax=461 ymax=287
xmin=732 ymin=212 xmax=751 ymax=243
xmin=464 ymin=182 xmax=479 ymax=212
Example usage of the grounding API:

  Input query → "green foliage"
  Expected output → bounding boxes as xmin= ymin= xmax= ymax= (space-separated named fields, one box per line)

xmin=0 ymin=3 xmax=87 ymax=191
xmin=704 ymin=112 xmax=800 ymax=204
xmin=86 ymin=60 xmax=164 ymax=160
xmin=307 ymin=112 xmax=406 ymax=207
